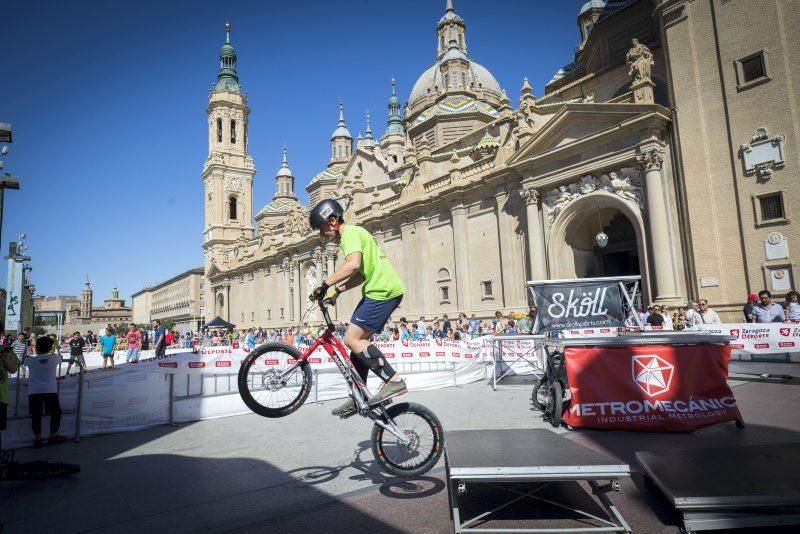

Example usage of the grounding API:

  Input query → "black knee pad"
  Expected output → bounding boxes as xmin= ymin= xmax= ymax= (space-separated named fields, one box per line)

xmin=356 ymin=344 xmax=396 ymax=382
xmin=351 ymin=351 xmax=369 ymax=384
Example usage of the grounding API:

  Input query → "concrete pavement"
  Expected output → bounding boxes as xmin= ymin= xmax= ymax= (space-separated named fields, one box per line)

xmin=1 ymin=376 xmax=798 ymax=533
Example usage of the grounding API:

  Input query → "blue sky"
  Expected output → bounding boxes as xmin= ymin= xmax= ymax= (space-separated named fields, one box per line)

xmin=1 ymin=0 xmax=583 ymax=304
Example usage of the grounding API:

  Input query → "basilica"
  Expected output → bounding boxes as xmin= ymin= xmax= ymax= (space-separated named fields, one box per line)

xmin=201 ymin=0 xmax=798 ymax=328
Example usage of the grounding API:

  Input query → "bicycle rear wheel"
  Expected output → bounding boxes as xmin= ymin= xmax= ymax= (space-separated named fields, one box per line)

xmin=238 ymin=343 xmax=312 ymax=418
xmin=371 ymin=402 xmax=444 ymax=479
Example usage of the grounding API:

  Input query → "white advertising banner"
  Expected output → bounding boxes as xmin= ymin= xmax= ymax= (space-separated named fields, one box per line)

xmin=5 ymin=339 xmax=492 ymax=449
xmin=5 ymin=258 xmax=23 ymax=331
xmin=560 ymin=323 xmax=800 ymax=356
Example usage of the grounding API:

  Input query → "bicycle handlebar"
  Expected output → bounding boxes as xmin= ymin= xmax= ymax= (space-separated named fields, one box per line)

xmin=312 ymin=297 xmax=336 ymax=332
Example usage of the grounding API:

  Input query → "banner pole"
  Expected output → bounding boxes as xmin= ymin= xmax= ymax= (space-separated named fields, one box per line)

xmin=75 ymin=364 xmax=84 ymax=443
xmin=168 ymin=374 xmax=176 ymax=426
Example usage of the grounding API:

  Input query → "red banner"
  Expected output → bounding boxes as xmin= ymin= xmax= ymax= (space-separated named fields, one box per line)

xmin=563 ymin=344 xmax=741 ymax=431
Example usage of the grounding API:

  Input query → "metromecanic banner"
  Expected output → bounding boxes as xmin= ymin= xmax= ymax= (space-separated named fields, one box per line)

xmin=562 ymin=344 xmax=741 ymax=431
xmin=529 ymin=281 xmax=624 ymax=333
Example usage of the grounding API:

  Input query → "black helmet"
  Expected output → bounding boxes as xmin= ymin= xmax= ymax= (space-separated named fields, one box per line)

xmin=309 ymin=199 xmax=344 ymax=230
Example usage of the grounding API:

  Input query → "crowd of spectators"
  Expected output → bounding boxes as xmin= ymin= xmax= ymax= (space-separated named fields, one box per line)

xmin=624 ymin=289 xmax=800 ymax=329
xmin=197 ymin=309 xmax=539 ymax=349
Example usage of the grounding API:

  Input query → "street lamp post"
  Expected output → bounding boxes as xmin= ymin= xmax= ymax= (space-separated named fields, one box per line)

xmin=0 ymin=123 xmax=21 ymax=254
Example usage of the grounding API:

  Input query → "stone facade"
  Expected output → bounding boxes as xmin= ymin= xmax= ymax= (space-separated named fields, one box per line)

xmin=131 ymin=267 xmax=204 ymax=331
xmin=202 ymin=0 xmax=798 ymax=327
xmin=65 ymin=279 xmax=132 ymax=327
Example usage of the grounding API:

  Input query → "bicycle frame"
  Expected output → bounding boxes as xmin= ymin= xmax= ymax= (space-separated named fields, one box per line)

xmin=274 ymin=299 xmax=412 ymax=444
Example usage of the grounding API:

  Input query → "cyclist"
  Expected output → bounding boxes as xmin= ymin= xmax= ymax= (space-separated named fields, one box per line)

xmin=309 ymin=199 xmax=407 ymax=416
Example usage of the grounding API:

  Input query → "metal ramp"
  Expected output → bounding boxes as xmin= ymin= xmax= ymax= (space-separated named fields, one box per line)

xmin=636 ymin=442 xmax=800 ymax=532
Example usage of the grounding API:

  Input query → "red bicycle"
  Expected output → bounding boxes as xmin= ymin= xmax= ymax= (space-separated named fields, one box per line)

xmin=237 ymin=299 xmax=444 ymax=478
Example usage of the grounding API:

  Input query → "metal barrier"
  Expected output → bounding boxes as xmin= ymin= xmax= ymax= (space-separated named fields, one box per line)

xmin=489 ymin=334 xmax=546 ymax=391
xmin=175 ymin=361 xmax=475 ymax=405
xmin=5 ymin=355 xmax=486 ymax=449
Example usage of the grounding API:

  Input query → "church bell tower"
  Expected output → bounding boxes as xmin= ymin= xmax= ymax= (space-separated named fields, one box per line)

xmin=202 ymin=22 xmax=256 ymax=253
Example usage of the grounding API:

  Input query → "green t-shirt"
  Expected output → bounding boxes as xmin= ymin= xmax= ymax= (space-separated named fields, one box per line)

xmin=1 ymin=351 xmax=21 ymax=405
xmin=339 ymin=225 xmax=405 ymax=301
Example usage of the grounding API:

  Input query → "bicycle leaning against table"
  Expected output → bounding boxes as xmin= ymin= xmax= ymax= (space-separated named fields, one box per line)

xmin=237 ymin=297 xmax=444 ymax=478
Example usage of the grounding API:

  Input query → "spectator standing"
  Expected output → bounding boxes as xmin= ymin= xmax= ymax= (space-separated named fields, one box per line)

xmin=674 ymin=308 xmax=688 ymax=330
xmin=125 ymin=324 xmax=142 ymax=363
xmin=784 ymin=290 xmax=799 ymax=323
xmin=416 ymin=316 xmax=427 ymax=334
xmin=165 ymin=330 xmax=175 ymax=347
xmin=646 ymin=306 xmax=665 ymax=327
xmin=11 ymin=333 xmax=29 ymax=363
xmin=661 ymin=306 xmax=674 ymax=330
xmin=469 ymin=314 xmax=479 ymax=336
xmin=1 ymin=331 xmax=21 ymax=461
xmin=411 ymin=324 xmax=424 ymax=341
xmin=399 ymin=323 xmax=409 ymax=341
xmin=456 ymin=313 xmax=468 ymax=332
xmin=245 ymin=329 xmax=256 ymax=349
xmin=625 ymin=309 xmax=640 ymax=327
xmin=140 ymin=328 xmax=150 ymax=351
xmin=24 ymin=336 xmax=67 ymax=448
xmin=743 ymin=294 xmax=759 ymax=323
xmin=100 ymin=329 xmax=117 ymax=369
xmin=685 ymin=302 xmax=701 ymax=327
xmin=432 ymin=321 xmax=445 ymax=339
xmin=441 ymin=315 xmax=452 ymax=335
xmin=752 ymin=290 xmax=785 ymax=323
xmin=152 ymin=320 xmax=167 ymax=358
xmin=66 ymin=331 xmax=86 ymax=374
xmin=698 ymin=299 xmax=722 ymax=324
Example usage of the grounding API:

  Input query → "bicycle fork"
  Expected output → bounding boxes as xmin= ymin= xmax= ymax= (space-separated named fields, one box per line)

xmin=368 ymin=406 xmax=413 ymax=445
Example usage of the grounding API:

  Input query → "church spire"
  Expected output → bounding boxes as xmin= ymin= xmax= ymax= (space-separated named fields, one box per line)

xmin=274 ymin=146 xmax=297 ymax=201
xmin=384 ymin=77 xmax=404 ymax=137
xmin=214 ymin=22 xmax=240 ymax=93
xmin=330 ymin=102 xmax=353 ymax=164
xmin=365 ymin=110 xmax=374 ymax=140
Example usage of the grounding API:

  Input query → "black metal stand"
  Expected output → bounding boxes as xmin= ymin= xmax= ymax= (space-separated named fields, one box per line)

xmin=445 ymin=429 xmax=631 ymax=533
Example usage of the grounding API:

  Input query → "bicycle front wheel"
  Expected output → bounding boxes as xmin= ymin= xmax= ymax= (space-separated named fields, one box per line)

xmin=237 ymin=343 xmax=312 ymax=418
xmin=371 ymin=402 xmax=444 ymax=478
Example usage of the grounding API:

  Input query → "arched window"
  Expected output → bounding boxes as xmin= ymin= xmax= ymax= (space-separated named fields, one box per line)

xmin=229 ymin=196 xmax=238 ymax=220
xmin=440 ymin=35 xmax=444 ymax=50
xmin=216 ymin=118 xmax=222 ymax=143
xmin=458 ymin=33 xmax=463 ymax=49
xmin=230 ymin=119 xmax=237 ymax=144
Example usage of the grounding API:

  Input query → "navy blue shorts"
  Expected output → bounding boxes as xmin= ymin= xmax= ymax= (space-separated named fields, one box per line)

xmin=350 ymin=295 xmax=403 ymax=334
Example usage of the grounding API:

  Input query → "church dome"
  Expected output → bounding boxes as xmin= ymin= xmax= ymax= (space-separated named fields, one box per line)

xmin=579 ymin=0 xmax=606 ymax=15
xmin=438 ymin=10 xmax=463 ymax=26
xmin=408 ymin=59 xmax=502 ymax=108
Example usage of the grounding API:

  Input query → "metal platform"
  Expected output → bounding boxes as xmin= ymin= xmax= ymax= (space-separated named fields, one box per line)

xmin=445 ymin=429 xmax=632 ymax=533
xmin=636 ymin=442 xmax=800 ymax=532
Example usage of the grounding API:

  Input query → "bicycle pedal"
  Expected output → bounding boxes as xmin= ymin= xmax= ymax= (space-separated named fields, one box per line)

xmin=339 ymin=410 xmax=358 ymax=420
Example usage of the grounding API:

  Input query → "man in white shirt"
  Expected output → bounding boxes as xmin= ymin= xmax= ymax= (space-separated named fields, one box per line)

xmin=698 ymin=299 xmax=722 ymax=324
xmin=685 ymin=301 xmax=701 ymax=328
xmin=24 ymin=337 xmax=67 ymax=448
